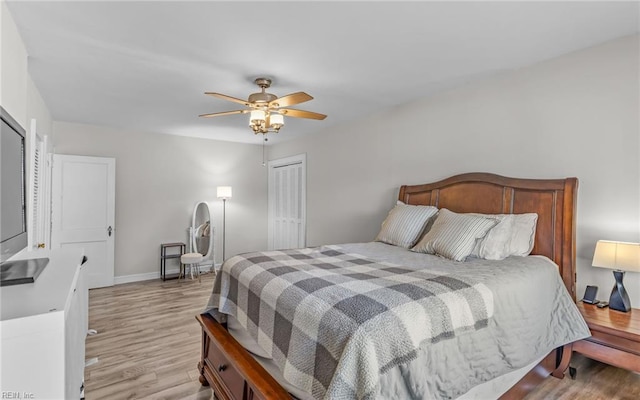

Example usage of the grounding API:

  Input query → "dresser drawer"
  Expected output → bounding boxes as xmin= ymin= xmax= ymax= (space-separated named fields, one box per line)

xmin=206 ymin=339 xmax=246 ymax=399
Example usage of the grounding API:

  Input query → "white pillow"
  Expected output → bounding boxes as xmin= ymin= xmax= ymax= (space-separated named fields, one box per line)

xmin=470 ymin=213 xmax=538 ymax=260
xmin=411 ymin=209 xmax=498 ymax=261
xmin=375 ymin=201 xmax=438 ymax=248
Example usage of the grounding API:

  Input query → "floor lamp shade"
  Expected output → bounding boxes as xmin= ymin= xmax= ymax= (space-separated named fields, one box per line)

xmin=217 ymin=186 xmax=232 ymax=199
xmin=592 ymin=240 xmax=640 ymax=312
xmin=217 ymin=186 xmax=232 ymax=261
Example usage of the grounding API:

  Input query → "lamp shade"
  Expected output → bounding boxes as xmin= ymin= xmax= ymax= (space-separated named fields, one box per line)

xmin=250 ymin=110 xmax=266 ymax=125
xmin=592 ymin=240 xmax=640 ymax=272
xmin=270 ymin=113 xmax=284 ymax=127
xmin=217 ymin=186 xmax=232 ymax=199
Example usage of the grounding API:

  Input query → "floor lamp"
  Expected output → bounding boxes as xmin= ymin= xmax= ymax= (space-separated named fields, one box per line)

xmin=217 ymin=186 xmax=232 ymax=261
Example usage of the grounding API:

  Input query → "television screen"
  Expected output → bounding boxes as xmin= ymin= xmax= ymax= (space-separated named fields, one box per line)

xmin=0 ymin=106 xmax=28 ymax=264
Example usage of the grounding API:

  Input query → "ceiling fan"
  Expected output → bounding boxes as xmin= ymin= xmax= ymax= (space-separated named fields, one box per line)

xmin=199 ymin=78 xmax=327 ymax=135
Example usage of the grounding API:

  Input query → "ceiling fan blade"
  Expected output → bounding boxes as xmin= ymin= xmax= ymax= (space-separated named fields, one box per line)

xmin=270 ymin=92 xmax=313 ymax=108
xmin=199 ymin=110 xmax=248 ymax=118
xmin=279 ymin=108 xmax=327 ymax=120
xmin=205 ymin=92 xmax=250 ymax=106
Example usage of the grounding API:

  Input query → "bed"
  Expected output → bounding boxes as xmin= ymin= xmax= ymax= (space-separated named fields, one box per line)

xmin=196 ymin=172 xmax=589 ymax=400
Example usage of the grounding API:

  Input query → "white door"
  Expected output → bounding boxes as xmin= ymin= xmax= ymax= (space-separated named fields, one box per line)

xmin=52 ymin=155 xmax=115 ymax=288
xmin=268 ymin=154 xmax=306 ymax=250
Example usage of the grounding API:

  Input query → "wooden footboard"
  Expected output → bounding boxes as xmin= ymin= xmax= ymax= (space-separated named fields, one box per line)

xmin=196 ymin=313 xmax=291 ymax=400
xmin=198 ymin=312 xmax=572 ymax=400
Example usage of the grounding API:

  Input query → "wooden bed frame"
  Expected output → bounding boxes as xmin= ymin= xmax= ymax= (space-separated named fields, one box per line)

xmin=197 ymin=172 xmax=579 ymax=400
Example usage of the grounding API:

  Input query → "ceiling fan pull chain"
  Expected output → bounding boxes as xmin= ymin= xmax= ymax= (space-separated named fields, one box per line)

xmin=262 ymin=135 xmax=268 ymax=167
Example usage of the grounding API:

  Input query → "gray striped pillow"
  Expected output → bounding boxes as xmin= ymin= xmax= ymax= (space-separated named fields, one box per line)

xmin=411 ymin=208 xmax=498 ymax=261
xmin=375 ymin=202 xmax=439 ymax=248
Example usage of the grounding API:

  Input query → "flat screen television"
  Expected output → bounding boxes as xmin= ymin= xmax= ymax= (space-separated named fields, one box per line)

xmin=0 ymin=106 xmax=28 ymax=264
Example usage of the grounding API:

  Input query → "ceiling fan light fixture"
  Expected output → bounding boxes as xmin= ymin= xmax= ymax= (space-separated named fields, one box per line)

xmin=202 ymin=77 xmax=326 ymax=137
xmin=249 ymin=110 xmax=267 ymax=134
xmin=250 ymin=109 xmax=266 ymax=124
xmin=270 ymin=114 xmax=284 ymax=131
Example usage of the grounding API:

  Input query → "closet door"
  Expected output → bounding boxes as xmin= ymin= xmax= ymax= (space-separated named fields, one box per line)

xmin=268 ymin=154 xmax=306 ymax=251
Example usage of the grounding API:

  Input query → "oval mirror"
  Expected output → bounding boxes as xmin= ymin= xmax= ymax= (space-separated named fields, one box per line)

xmin=192 ymin=201 xmax=213 ymax=258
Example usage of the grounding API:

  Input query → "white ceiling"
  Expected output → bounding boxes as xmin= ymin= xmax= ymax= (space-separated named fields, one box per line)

xmin=6 ymin=1 xmax=639 ymax=145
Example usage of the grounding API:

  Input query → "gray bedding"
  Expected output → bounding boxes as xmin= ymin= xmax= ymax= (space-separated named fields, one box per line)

xmin=206 ymin=242 xmax=590 ymax=400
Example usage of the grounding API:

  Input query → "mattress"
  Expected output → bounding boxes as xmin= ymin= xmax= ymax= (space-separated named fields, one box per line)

xmin=206 ymin=242 xmax=590 ymax=399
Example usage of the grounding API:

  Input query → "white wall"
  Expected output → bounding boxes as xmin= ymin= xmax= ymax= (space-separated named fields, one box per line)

xmin=0 ymin=0 xmax=27 ymax=125
xmin=52 ymin=122 xmax=268 ymax=280
xmin=26 ymin=76 xmax=53 ymax=144
xmin=1 ymin=2 xmax=54 ymax=254
xmin=1 ymin=0 xmax=53 ymax=143
xmin=270 ymin=34 xmax=640 ymax=305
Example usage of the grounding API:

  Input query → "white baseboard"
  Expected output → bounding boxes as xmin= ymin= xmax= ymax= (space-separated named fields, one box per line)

xmin=113 ymin=263 xmax=220 ymax=285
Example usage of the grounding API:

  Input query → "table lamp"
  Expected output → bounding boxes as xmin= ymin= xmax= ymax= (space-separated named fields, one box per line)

xmin=592 ymin=240 xmax=640 ymax=312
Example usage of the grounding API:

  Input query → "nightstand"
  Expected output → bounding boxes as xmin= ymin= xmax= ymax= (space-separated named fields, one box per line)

xmin=573 ymin=301 xmax=640 ymax=373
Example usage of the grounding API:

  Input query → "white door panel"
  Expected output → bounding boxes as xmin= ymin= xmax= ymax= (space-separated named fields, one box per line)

xmin=60 ymin=162 xmax=109 ymax=230
xmin=52 ymin=155 xmax=115 ymax=288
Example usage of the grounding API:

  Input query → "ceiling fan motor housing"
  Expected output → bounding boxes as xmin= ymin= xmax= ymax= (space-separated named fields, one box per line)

xmin=248 ymin=92 xmax=277 ymax=104
xmin=248 ymin=78 xmax=277 ymax=105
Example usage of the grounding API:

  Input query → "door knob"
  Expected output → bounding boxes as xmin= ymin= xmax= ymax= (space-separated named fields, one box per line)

xmin=108 ymin=226 xmax=113 ymax=237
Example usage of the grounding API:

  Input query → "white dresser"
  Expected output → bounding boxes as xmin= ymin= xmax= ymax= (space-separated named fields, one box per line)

xmin=0 ymin=248 xmax=87 ymax=400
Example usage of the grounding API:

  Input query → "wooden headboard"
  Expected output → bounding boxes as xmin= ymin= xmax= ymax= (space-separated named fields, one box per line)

xmin=399 ymin=172 xmax=578 ymax=300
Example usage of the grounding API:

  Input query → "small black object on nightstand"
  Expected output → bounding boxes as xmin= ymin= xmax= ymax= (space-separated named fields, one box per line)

xmin=582 ymin=285 xmax=599 ymax=304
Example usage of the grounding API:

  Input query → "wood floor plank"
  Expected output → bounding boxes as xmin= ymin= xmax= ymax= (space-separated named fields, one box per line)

xmin=84 ymin=271 xmax=639 ymax=399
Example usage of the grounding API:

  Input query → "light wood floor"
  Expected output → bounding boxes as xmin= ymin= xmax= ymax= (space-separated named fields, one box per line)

xmin=85 ymin=273 xmax=215 ymax=400
xmin=85 ymin=273 xmax=640 ymax=400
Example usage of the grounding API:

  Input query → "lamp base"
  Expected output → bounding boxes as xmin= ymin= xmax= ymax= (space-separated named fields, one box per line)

xmin=609 ymin=270 xmax=631 ymax=312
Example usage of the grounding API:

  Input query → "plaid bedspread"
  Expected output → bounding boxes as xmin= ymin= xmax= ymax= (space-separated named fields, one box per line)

xmin=207 ymin=246 xmax=494 ymax=399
